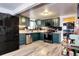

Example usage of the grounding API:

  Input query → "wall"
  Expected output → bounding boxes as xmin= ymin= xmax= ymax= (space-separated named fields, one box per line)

xmin=59 ymin=14 xmax=77 ymax=42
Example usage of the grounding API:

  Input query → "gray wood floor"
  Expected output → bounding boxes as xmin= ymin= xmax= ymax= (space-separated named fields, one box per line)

xmin=2 ymin=40 xmax=64 ymax=56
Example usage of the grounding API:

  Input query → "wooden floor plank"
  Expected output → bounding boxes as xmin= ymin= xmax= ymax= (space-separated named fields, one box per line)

xmin=2 ymin=40 xmax=63 ymax=56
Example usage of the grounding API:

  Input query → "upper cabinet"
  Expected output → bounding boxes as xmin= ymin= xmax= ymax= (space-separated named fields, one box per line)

xmin=36 ymin=20 xmax=45 ymax=27
xmin=52 ymin=18 xmax=60 ymax=27
xmin=38 ymin=17 xmax=60 ymax=27
xmin=19 ymin=16 xmax=29 ymax=27
xmin=19 ymin=16 xmax=60 ymax=29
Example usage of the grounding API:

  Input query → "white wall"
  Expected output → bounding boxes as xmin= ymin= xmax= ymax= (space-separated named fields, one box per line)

xmin=59 ymin=14 xmax=77 ymax=42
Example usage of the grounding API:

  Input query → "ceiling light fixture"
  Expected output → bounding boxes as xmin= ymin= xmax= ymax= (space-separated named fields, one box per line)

xmin=40 ymin=8 xmax=52 ymax=16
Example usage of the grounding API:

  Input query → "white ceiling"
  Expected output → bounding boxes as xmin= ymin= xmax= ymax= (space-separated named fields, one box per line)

xmin=0 ymin=3 xmax=77 ymax=17
xmin=21 ymin=3 xmax=77 ymax=19
xmin=0 ymin=3 xmax=40 ymax=15
xmin=0 ymin=3 xmax=23 ymax=10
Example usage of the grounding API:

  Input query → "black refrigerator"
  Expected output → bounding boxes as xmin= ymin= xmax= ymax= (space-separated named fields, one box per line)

xmin=0 ymin=13 xmax=19 ymax=55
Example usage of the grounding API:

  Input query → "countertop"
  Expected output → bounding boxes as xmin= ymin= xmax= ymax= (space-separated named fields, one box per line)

xmin=19 ymin=30 xmax=48 ymax=34
xmin=19 ymin=30 xmax=61 ymax=34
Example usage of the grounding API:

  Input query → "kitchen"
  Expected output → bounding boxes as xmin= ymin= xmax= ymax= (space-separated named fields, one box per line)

xmin=0 ymin=3 xmax=78 ymax=56
xmin=19 ymin=17 xmax=61 ymax=45
xmin=19 ymin=4 xmax=62 ymax=45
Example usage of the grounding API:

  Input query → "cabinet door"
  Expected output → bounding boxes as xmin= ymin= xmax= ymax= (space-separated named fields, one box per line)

xmin=53 ymin=18 xmax=60 ymax=27
xmin=36 ymin=20 xmax=41 ymax=27
xmin=19 ymin=34 xmax=26 ymax=45
xmin=19 ymin=16 xmax=26 ymax=25
xmin=19 ymin=16 xmax=29 ymax=26
xmin=40 ymin=33 xmax=44 ymax=40
xmin=53 ymin=33 xmax=60 ymax=43
xmin=41 ymin=20 xmax=45 ymax=27
xmin=25 ymin=18 xmax=29 ymax=27
xmin=31 ymin=33 xmax=40 ymax=41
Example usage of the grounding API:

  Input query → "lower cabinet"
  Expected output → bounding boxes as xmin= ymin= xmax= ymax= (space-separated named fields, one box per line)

xmin=19 ymin=34 xmax=26 ymax=45
xmin=31 ymin=33 xmax=60 ymax=43
xmin=52 ymin=33 xmax=60 ymax=43
xmin=19 ymin=33 xmax=60 ymax=45
xmin=19 ymin=33 xmax=43 ymax=45
xmin=31 ymin=33 xmax=40 ymax=41
xmin=39 ymin=33 xmax=44 ymax=40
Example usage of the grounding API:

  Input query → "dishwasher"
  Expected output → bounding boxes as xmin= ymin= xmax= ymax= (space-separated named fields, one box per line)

xmin=25 ymin=34 xmax=32 ymax=44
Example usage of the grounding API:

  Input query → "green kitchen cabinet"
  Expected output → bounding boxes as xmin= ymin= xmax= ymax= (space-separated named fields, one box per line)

xmin=52 ymin=33 xmax=60 ymax=43
xmin=40 ymin=33 xmax=44 ymax=40
xmin=41 ymin=20 xmax=45 ymax=27
xmin=31 ymin=33 xmax=40 ymax=41
xmin=19 ymin=34 xmax=26 ymax=45
xmin=19 ymin=16 xmax=29 ymax=26
xmin=53 ymin=18 xmax=60 ymax=27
